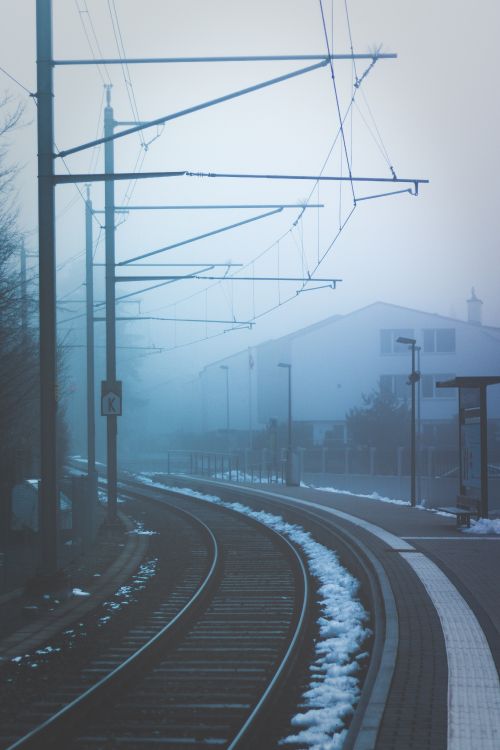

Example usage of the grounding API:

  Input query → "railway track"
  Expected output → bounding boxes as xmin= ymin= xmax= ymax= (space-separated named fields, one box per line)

xmin=138 ymin=474 xmax=386 ymax=750
xmin=2 ymin=483 xmax=309 ymax=750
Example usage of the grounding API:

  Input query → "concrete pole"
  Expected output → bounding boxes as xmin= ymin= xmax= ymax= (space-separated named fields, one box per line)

xmin=287 ymin=365 xmax=292 ymax=465
xmin=248 ymin=349 xmax=253 ymax=451
xmin=479 ymin=386 xmax=488 ymax=518
xmin=20 ymin=240 xmax=28 ymax=346
xmin=104 ymin=87 xmax=117 ymax=520
xmin=410 ymin=343 xmax=416 ymax=507
xmin=220 ymin=365 xmax=229 ymax=453
xmin=85 ymin=188 xmax=97 ymax=490
xmin=36 ymin=0 xmax=58 ymax=575
xmin=278 ymin=362 xmax=293 ymax=485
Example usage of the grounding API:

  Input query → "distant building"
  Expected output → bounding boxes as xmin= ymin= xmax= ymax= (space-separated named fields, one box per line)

xmin=198 ymin=294 xmax=500 ymax=444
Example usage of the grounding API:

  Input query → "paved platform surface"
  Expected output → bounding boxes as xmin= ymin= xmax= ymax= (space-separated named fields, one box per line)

xmin=239 ymin=483 xmax=500 ymax=750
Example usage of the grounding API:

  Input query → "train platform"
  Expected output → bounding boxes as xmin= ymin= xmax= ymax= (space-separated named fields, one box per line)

xmin=198 ymin=478 xmax=500 ymax=750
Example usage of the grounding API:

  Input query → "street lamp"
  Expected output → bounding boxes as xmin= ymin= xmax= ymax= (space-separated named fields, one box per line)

xmin=396 ymin=336 xmax=420 ymax=507
xmin=220 ymin=365 xmax=230 ymax=451
xmin=278 ymin=362 xmax=293 ymax=485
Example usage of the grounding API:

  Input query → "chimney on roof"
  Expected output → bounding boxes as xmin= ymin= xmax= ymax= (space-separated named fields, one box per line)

xmin=467 ymin=287 xmax=483 ymax=325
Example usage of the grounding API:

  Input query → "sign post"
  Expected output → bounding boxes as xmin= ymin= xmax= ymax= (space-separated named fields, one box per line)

xmin=101 ymin=381 xmax=122 ymax=417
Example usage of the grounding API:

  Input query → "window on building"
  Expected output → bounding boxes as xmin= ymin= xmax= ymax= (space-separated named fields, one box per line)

xmin=422 ymin=373 xmax=456 ymax=398
xmin=423 ymin=328 xmax=456 ymax=353
xmin=380 ymin=329 xmax=415 ymax=354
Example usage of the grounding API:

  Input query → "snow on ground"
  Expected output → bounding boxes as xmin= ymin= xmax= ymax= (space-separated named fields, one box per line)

xmin=307 ymin=485 xmax=409 ymax=508
xmin=308 ymin=484 xmax=458 ymax=519
xmin=127 ymin=521 xmax=159 ymax=536
xmin=463 ymin=518 xmax=500 ymax=535
xmin=137 ymin=475 xmax=370 ymax=750
xmin=72 ymin=588 xmax=90 ymax=597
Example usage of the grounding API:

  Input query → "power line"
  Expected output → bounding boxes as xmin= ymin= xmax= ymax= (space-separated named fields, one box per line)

xmin=74 ymin=0 xmax=113 ymax=86
xmin=0 ymin=64 xmax=33 ymax=96
xmin=107 ymin=0 xmax=145 ymax=148
xmin=318 ymin=0 xmax=355 ymax=203
xmin=138 ymin=52 xmax=399 ymax=329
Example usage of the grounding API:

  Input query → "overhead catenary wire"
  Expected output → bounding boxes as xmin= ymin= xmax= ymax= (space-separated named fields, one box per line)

xmin=76 ymin=3 xmax=149 ymax=240
xmin=0 ymin=0 xmax=418 ymax=374
xmin=0 ymin=65 xmax=33 ymax=97
xmin=41 ymin=5 xmax=410 ymax=352
xmin=104 ymin=2 xmax=166 ymax=216
xmin=107 ymin=0 xmax=145 ymax=149
xmin=127 ymin=52 xmax=390 ymax=333
xmin=74 ymin=0 xmax=113 ymax=86
xmin=356 ymin=89 xmax=395 ymax=173
xmin=318 ymin=0 xmax=355 ymax=203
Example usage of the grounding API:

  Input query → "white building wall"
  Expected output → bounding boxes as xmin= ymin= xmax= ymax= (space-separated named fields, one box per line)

xmin=196 ymin=302 xmax=500 ymax=437
xmin=288 ymin=303 xmax=500 ymax=426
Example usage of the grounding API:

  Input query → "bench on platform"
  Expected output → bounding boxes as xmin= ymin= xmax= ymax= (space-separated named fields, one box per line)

xmin=436 ymin=497 xmax=480 ymax=528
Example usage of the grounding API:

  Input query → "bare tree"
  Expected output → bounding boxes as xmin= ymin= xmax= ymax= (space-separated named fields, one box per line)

xmin=0 ymin=94 xmax=39 ymax=537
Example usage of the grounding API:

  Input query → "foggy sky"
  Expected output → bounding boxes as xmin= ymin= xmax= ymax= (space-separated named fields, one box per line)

xmin=2 ymin=0 xmax=499 ymax=395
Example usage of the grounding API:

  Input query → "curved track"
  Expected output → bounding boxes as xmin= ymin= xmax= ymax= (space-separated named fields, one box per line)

xmin=141 ymin=475 xmax=390 ymax=750
xmin=3 ymin=484 xmax=309 ymax=750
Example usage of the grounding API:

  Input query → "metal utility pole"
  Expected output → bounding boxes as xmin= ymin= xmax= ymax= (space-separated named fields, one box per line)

xmin=85 ymin=187 xmax=97 ymax=496
xmin=248 ymin=349 xmax=254 ymax=450
xmin=416 ymin=345 xmax=422 ymax=503
xmin=36 ymin=0 xmax=58 ymax=576
xmin=104 ymin=86 xmax=118 ymax=521
xmin=278 ymin=362 xmax=293 ymax=485
xmin=20 ymin=240 xmax=28 ymax=345
xmin=410 ymin=343 xmax=417 ymax=507
xmin=220 ymin=365 xmax=230 ymax=451
xmin=397 ymin=336 xmax=419 ymax=507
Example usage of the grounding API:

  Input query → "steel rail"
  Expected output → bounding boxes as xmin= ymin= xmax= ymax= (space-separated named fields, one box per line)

xmin=156 ymin=474 xmax=397 ymax=750
xmin=5 ymin=503 xmax=220 ymax=750
xmin=229 ymin=486 xmax=396 ymax=750
xmin=115 ymin=476 xmax=312 ymax=750
xmin=8 ymin=470 xmax=311 ymax=750
xmin=227 ymin=525 xmax=309 ymax=750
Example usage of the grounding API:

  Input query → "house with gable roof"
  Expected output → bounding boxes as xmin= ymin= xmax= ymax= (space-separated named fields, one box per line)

xmin=198 ymin=292 xmax=500 ymax=445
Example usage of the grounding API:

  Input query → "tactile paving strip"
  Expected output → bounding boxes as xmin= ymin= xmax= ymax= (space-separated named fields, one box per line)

xmin=401 ymin=552 xmax=500 ymax=750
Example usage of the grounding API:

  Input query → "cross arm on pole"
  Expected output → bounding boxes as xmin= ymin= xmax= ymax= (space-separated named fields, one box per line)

xmin=53 ymin=53 xmax=397 ymax=65
xmin=53 ymin=171 xmax=429 ymax=187
xmin=55 ymin=59 xmax=329 ymax=159
xmin=115 ymin=274 xmax=342 ymax=284
xmin=118 ymin=208 xmax=284 ymax=265
xmin=92 ymin=203 xmax=325 ymax=212
xmin=93 ymin=262 xmax=244 ymax=268
xmin=94 ymin=316 xmax=254 ymax=326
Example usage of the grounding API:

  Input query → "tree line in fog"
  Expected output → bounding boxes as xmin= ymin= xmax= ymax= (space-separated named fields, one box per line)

xmin=0 ymin=96 xmax=68 ymax=534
